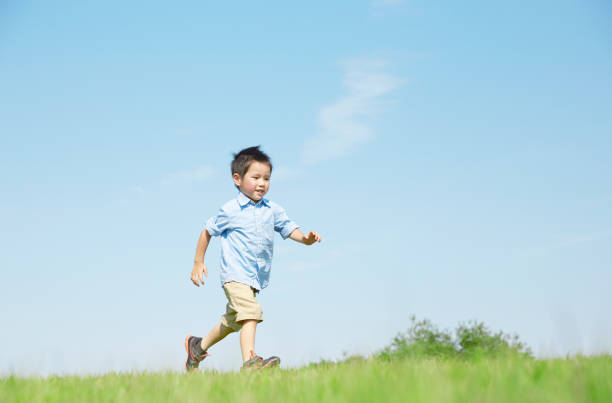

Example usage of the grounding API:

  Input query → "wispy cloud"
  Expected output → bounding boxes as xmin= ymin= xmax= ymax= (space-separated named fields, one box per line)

xmin=374 ymin=0 xmax=403 ymax=5
xmin=272 ymin=166 xmax=303 ymax=182
xmin=287 ymin=260 xmax=321 ymax=272
xmin=160 ymin=166 xmax=214 ymax=186
xmin=371 ymin=0 xmax=404 ymax=16
xmin=302 ymin=59 xmax=401 ymax=165
xmin=523 ymin=230 xmax=610 ymax=257
xmin=277 ymin=243 xmax=362 ymax=273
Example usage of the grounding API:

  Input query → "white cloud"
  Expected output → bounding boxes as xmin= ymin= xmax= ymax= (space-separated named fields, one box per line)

xmin=160 ymin=166 xmax=214 ymax=186
xmin=302 ymin=59 xmax=401 ymax=165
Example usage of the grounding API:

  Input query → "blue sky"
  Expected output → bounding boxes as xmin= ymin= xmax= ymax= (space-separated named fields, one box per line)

xmin=1 ymin=0 xmax=611 ymax=375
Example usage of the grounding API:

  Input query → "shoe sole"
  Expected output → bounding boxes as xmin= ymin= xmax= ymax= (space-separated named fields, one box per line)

xmin=262 ymin=357 xmax=280 ymax=368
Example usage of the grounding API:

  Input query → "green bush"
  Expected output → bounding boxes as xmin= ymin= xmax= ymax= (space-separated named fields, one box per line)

xmin=378 ymin=315 xmax=532 ymax=361
xmin=456 ymin=320 xmax=531 ymax=359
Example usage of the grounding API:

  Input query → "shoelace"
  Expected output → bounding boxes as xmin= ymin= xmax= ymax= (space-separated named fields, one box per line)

xmin=190 ymin=344 xmax=211 ymax=361
xmin=249 ymin=350 xmax=263 ymax=362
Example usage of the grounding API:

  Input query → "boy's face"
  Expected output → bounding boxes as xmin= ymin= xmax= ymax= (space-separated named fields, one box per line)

xmin=233 ymin=161 xmax=271 ymax=203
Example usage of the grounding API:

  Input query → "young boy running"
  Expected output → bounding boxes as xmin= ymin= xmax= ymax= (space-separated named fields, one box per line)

xmin=185 ymin=146 xmax=322 ymax=372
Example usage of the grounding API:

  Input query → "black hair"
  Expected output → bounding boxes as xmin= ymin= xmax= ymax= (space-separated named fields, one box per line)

xmin=231 ymin=145 xmax=273 ymax=179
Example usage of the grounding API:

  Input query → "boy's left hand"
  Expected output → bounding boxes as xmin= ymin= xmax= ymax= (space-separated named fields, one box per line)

xmin=303 ymin=231 xmax=322 ymax=245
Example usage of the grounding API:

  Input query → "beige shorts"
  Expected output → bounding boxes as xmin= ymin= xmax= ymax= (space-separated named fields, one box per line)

xmin=220 ymin=281 xmax=263 ymax=332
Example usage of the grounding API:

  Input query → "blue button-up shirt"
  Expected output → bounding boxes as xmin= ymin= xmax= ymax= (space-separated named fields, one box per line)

xmin=205 ymin=192 xmax=299 ymax=291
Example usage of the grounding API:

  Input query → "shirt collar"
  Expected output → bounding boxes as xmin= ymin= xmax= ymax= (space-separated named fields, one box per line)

xmin=236 ymin=192 xmax=269 ymax=207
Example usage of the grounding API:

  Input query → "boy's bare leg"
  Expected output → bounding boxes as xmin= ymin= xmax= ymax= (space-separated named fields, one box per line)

xmin=200 ymin=321 xmax=234 ymax=351
xmin=239 ymin=320 xmax=258 ymax=362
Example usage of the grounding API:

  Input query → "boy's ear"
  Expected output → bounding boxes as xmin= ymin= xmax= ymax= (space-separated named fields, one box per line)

xmin=233 ymin=173 xmax=242 ymax=187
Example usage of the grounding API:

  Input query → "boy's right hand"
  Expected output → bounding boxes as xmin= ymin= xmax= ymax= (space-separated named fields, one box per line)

xmin=190 ymin=262 xmax=208 ymax=287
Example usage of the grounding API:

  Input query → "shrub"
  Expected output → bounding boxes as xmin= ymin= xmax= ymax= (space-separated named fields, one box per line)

xmin=378 ymin=315 xmax=532 ymax=361
xmin=455 ymin=320 xmax=531 ymax=359
xmin=378 ymin=317 xmax=456 ymax=360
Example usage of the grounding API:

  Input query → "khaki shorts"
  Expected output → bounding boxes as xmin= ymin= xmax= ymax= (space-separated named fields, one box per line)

xmin=220 ymin=281 xmax=263 ymax=332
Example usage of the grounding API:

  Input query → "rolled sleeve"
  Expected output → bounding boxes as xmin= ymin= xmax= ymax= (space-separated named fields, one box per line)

xmin=273 ymin=204 xmax=299 ymax=240
xmin=205 ymin=208 xmax=230 ymax=237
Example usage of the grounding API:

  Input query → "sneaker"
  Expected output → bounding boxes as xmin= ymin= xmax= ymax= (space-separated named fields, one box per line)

xmin=184 ymin=335 xmax=209 ymax=372
xmin=241 ymin=350 xmax=280 ymax=371
xmin=262 ymin=355 xmax=281 ymax=368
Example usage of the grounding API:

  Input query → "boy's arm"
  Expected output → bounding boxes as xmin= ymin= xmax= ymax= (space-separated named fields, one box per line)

xmin=288 ymin=228 xmax=322 ymax=245
xmin=191 ymin=229 xmax=212 ymax=287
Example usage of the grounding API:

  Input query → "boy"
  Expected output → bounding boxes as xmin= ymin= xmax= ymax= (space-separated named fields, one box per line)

xmin=185 ymin=146 xmax=322 ymax=372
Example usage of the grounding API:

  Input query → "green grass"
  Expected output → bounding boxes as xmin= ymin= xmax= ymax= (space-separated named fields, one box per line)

xmin=2 ymin=355 xmax=611 ymax=403
xmin=3 ymin=319 xmax=609 ymax=402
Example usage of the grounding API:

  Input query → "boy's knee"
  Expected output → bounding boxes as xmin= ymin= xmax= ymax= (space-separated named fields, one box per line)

xmin=237 ymin=319 xmax=258 ymax=328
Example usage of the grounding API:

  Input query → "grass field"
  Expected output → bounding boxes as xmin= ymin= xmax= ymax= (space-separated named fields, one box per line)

xmin=2 ymin=355 xmax=611 ymax=403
